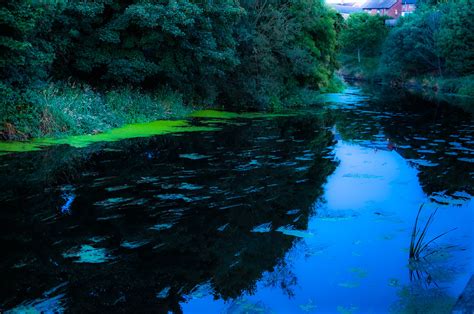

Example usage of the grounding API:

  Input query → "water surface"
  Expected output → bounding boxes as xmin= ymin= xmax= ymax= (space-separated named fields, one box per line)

xmin=0 ymin=86 xmax=472 ymax=313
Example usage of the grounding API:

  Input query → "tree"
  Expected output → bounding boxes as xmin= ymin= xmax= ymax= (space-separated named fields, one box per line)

xmin=437 ymin=0 xmax=474 ymax=75
xmin=223 ymin=0 xmax=340 ymax=109
xmin=339 ymin=13 xmax=388 ymax=63
xmin=0 ymin=1 xmax=61 ymax=87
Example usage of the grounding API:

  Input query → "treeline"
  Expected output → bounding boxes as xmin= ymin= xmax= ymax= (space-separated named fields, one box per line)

xmin=0 ymin=0 xmax=341 ymax=139
xmin=339 ymin=0 xmax=474 ymax=95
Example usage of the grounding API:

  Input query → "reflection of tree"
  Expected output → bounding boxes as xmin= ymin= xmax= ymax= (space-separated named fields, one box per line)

xmin=330 ymin=85 xmax=473 ymax=196
xmin=0 ymin=115 xmax=336 ymax=312
xmin=263 ymin=261 xmax=298 ymax=298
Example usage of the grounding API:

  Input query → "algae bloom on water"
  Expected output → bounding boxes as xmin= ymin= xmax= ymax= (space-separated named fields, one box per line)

xmin=0 ymin=120 xmax=218 ymax=155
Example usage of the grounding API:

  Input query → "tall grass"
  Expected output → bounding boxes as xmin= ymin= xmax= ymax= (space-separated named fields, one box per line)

xmin=437 ymin=75 xmax=474 ymax=97
xmin=0 ymin=82 xmax=194 ymax=140
xmin=409 ymin=204 xmax=457 ymax=261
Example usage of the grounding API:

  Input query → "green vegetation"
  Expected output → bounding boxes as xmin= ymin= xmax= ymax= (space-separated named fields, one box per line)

xmin=0 ymin=118 xmax=218 ymax=154
xmin=0 ymin=83 xmax=193 ymax=140
xmin=338 ymin=1 xmax=474 ymax=98
xmin=409 ymin=205 xmax=456 ymax=262
xmin=0 ymin=108 xmax=302 ymax=154
xmin=339 ymin=13 xmax=388 ymax=64
xmin=1 ymin=0 xmax=341 ymax=140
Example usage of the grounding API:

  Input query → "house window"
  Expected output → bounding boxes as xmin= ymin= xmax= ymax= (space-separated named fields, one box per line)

xmin=377 ymin=9 xmax=380 ymax=14
xmin=395 ymin=9 xmax=398 ymax=15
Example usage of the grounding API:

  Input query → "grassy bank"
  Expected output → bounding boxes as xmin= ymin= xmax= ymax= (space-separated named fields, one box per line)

xmin=1 ymin=77 xmax=345 ymax=142
xmin=0 ymin=83 xmax=196 ymax=141
xmin=339 ymin=54 xmax=474 ymax=99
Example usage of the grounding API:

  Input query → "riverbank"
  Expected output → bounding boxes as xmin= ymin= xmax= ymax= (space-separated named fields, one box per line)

xmin=338 ymin=55 xmax=474 ymax=105
xmin=0 ymin=83 xmax=200 ymax=141
xmin=1 ymin=78 xmax=345 ymax=143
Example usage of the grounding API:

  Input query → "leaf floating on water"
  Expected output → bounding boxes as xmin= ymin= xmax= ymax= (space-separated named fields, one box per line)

xmin=120 ymin=240 xmax=150 ymax=249
xmin=217 ymin=223 xmax=230 ymax=232
xmin=388 ymin=278 xmax=400 ymax=287
xmin=179 ymin=183 xmax=203 ymax=190
xmin=156 ymin=286 xmax=171 ymax=299
xmin=317 ymin=209 xmax=359 ymax=222
xmin=105 ymin=185 xmax=130 ymax=192
xmin=458 ymin=157 xmax=474 ymax=163
xmin=154 ymin=194 xmax=192 ymax=202
xmin=185 ymin=282 xmax=213 ymax=300
xmin=337 ymin=305 xmax=359 ymax=314
xmin=406 ymin=159 xmax=439 ymax=167
xmin=251 ymin=222 xmax=272 ymax=233
xmin=62 ymin=245 xmax=113 ymax=264
xmin=179 ymin=153 xmax=210 ymax=160
xmin=286 ymin=209 xmax=300 ymax=215
xmin=276 ymin=226 xmax=313 ymax=238
xmin=338 ymin=281 xmax=360 ymax=288
xmin=136 ymin=176 xmax=160 ymax=184
xmin=225 ymin=297 xmax=274 ymax=314
xmin=299 ymin=298 xmax=317 ymax=312
xmin=150 ymin=223 xmax=174 ymax=231
xmin=8 ymin=293 xmax=67 ymax=314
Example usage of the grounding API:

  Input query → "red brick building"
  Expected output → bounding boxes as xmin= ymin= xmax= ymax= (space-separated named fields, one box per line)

xmin=362 ymin=0 xmax=403 ymax=19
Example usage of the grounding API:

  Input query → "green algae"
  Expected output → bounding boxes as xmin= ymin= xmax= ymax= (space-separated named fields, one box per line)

xmin=0 ymin=109 xmax=295 ymax=156
xmin=0 ymin=120 xmax=218 ymax=155
xmin=190 ymin=109 xmax=295 ymax=120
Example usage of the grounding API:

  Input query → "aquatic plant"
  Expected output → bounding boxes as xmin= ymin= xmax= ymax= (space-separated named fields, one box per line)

xmin=409 ymin=204 xmax=457 ymax=262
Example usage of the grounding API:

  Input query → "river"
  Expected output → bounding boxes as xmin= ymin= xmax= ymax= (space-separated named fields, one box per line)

xmin=0 ymin=85 xmax=473 ymax=313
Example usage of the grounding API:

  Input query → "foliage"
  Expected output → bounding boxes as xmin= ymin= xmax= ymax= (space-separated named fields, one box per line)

xmin=437 ymin=75 xmax=474 ymax=97
xmin=339 ymin=13 xmax=388 ymax=61
xmin=379 ymin=0 xmax=474 ymax=81
xmin=409 ymin=204 xmax=456 ymax=262
xmin=0 ymin=1 xmax=61 ymax=87
xmin=0 ymin=82 xmax=192 ymax=139
xmin=223 ymin=0 xmax=341 ymax=109
xmin=437 ymin=0 xmax=474 ymax=76
xmin=338 ymin=54 xmax=381 ymax=82
xmin=0 ymin=0 xmax=341 ymax=138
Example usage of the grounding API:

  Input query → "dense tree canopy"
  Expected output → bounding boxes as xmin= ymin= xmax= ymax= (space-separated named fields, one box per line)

xmin=379 ymin=0 xmax=474 ymax=79
xmin=0 ymin=0 xmax=340 ymax=112
xmin=339 ymin=13 xmax=388 ymax=62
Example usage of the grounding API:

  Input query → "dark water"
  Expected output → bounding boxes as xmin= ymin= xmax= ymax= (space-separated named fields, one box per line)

xmin=0 ymin=86 xmax=473 ymax=313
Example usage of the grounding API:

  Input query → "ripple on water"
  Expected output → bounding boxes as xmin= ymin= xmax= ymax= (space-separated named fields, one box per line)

xmin=251 ymin=222 xmax=272 ymax=233
xmin=276 ymin=226 xmax=314 ymax=238
xmin=179 ymin=153 xmax=210 ymax=160
xmin=62 ymin=245 xmax=113 ymax=263
xmin=150 ymin=223 xmax=174 ymax=231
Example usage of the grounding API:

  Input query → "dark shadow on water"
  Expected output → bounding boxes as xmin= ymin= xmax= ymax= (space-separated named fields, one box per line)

xmin=326 ymin=84 xmax=473 ymax=196
xmin=0 ymin=115 xmax=337 ymax=313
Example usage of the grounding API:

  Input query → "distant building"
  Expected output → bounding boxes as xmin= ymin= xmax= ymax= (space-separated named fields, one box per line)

xmin=361 ymin=0 xmax=403 ymax=19
xmin=327 ymin=0 xmax=416 ymax=20
xmin=401 ymin=0 xmax=417 ymax=16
